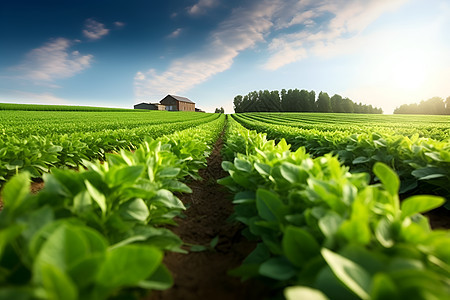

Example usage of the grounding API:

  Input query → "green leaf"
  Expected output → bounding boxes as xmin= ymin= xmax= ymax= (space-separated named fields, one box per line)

xmin=0 ymin=225 xmax=24 ymax=258
xmin=107 ymin=165 xmax=145 ymax=187
xmin=119 ymin=198 xmax=149 ymax=222
xmin=280 ymin=162 xmax=305 ymax=183
xmin=73 ymin=190 xmax=92 ymax=214
xmin=190 ymin=245 xmax=208 ymax=252
xmin=282 ymin=226 xmax=320 ymax=267
xmin=321 ymin=248 xmax=371 ymax=300
xmin=152 ymin=189 xmax=185 ymax=210
xmin=1 ymin=172 xmax=30 ymax=210
xmin=259 ymin=256 xmax=296 ymax=281
xmin=40 ymin=263 xmax=78 ymax=300
xmin=352 ymin=156 xmax=370 ymax=164
xmin=34 ymin=223 xmax=108 ymax=283
xmin=68 ymin=254 xmax=105 ymax=289
xmin=284 ymin=286 xmax=329 ymax=300
xmin=256 ymin=188 xmax=284 ymax=222
xmin=319 ymin=212 xmax=343 ymax=240
xmin=138 ymin=264 xmax=173 ymax=290
xmin=163 ymin=180 xmax=192 ymax=193
xmin=339 ymin=219 xmax=371 ymax=245
xmin=0 ymin=287 xmax=34 ymax=300
xmin=210 ymin=236 xmax=219 ymax=248
xmin=401 ymin=195 xmax=445 ymax=218
xmin=234 ymin=158 xmax=252 ymax=172
xmin=373 ymin=163 xmax=399 ymax=196
xmin=254 ymin=162 xmax=271 ymax=176
xmin=84 ymin=180 xmax=107 ymax=216
xmin=411 ymin=167 xmax=446 ymax=180
xmin=96 ymin=245 xmax=162 ymax=288
xmin=375 ymin=218 xmax=395 ymax=248
xmin=157 ymin=167 xmax=181 ymax=178
xmin=221 ymin=161 xmax=235 ymax=172
xmin=370 ymin=273 xmax=399 ymax=300
xmin=232 ymin=191 xmax=255 ymax=204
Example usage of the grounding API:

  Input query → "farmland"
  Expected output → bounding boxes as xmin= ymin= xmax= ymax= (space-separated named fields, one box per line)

xmin=0 ymin=108 xmax=449 ymax=299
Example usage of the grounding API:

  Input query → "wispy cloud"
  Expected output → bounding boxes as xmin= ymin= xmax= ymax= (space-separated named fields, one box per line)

xmin=264 ymin=0 xmax=408 ymax=70
xmin=13 ymin=38 xmax=93 ymax=83
xmin=0 ymin=90 xmax=71 ymax=105
xmin=135 ymin=0 xmax=410 ymax=100
xmin=167 ymin=28 xmax=183 ymax=39
xmin=187 ymin=0 xmax=219 ymax=16
xmin=135 ymin=0 xmax=279 ymax=100
xmin=114 ymin=21 xmax=125 ymax=28
xmin=83 ymin=18 xmax=109 ymax=40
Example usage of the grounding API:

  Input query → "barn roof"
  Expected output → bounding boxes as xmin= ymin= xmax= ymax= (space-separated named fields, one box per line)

xmin=168 ymin=95 xmax=195 ymax=104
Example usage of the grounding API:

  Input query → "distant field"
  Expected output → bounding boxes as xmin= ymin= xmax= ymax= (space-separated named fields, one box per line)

xmin=0 ymin=102 xmax=137 ymax=112
xmin=0 ymin=109 xmax=219 ymax=182
xmin=237 ymin=112 xmax=450 ymax=141
xmin=233 ymin=112 xmax=450 ymax=200
xmin=0 ymin=110 xmax=212 ymax=136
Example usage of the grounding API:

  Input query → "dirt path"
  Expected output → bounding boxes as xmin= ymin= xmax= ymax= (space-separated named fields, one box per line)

xmin=148 ymin=129 xmax=269 ymax=300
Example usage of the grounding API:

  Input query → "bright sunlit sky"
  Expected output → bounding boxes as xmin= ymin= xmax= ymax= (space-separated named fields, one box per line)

xmin=1 ymin=0 xmax=449 ymax=113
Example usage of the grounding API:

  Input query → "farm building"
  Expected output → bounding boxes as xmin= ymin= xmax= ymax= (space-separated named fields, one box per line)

xmin=160 ymin=95 xmax=195 ymax=111
xmin=133 ymin=102 xmax=165 ymax=110
xmin=134 ymin=95 xmax=196 ymax=112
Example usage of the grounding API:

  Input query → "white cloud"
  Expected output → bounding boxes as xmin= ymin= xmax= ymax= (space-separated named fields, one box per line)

xmin=187 ymin=0 xmax=219 ymax=16
xmin=264 ymin=0 xmax=408 ymax=70
xmin=114 ymin=21 xmax=125 ymax=28
xmin=0 ymin=90 xmax=71 ymax=105
xmin=134 ymin=0 xmax=413 ymax=102
xmin=14 ymin=38 xmax=93 ymax=83
xmin=135 ymin=0 xmax=280 ymax=100
xmin=167 ymin=28 xmax=183 ymax=39
xmin=83 ymin=18 xmax=109 ymax=40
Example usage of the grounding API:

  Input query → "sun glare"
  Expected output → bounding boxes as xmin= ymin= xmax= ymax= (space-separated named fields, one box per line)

xmin=390 ymin=49 xmax=428 ymax=90
xmin=362 ymin=27 xmax=442 ymax=94
xmin=369 ymin=46 xmax=431 ymax=91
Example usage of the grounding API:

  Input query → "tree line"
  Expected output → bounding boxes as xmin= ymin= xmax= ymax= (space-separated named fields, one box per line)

xmin=394 ymin=96 xmax=450 ymax=115
xmin=233 ymin=89 xmax=383 ymax=114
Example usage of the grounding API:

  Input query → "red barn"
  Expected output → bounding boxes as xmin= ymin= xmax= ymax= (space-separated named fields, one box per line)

xmin=160 ymin=95 xmax=195 ymax=112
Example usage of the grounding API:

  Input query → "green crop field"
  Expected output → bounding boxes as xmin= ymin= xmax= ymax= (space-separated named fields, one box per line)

xmin=0 ymin=107 xmax=448 ymax=300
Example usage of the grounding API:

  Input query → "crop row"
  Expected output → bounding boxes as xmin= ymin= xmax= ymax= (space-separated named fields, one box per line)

xmin=238 ymin=113 xmax=450 ymax=141
xmin=232 ymin=114 xmax=450 ymax=203
xmin=220 ymin=117 xmax=450 ymax=299
xmin=0 ymin=114 xmax=226 ymax=299
xmin=0 ymin=113 xmax=220 ymax=185
xmin=0 ymin=111 xmax=215 ymax=137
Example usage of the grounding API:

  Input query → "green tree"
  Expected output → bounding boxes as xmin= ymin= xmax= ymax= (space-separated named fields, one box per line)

xmin=330 ymin=94 xmax=343 ymax=113
xmin=342 ymin=97 xmax=354 ymax=113
xmin=233 ymin=95 xmax=243 ymax=113
xmin=316 ymin=92 xmax=331 ymax=112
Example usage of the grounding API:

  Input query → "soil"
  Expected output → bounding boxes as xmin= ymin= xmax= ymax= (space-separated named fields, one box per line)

xmin=147 ymin=130 xmax=271 ymax=300
xmin=426 ymin=207 xmax=450 ymax=230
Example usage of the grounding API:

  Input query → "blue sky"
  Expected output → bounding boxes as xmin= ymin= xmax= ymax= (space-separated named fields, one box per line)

xmin=1 ymin=0 xmax=449 ymax=113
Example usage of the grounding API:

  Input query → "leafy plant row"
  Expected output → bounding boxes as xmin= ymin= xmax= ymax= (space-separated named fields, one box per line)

xmin=232 ymin=114 xmax=450 ymax=204
xmin=0 ymin=113 xmax=220 ymax=186
xmin=0 ymin=115 xmax=225 ymax=299
xmin=220 ymin=117 xmax=450 ymax=299
xmin=0 ymin=111 xmax=215 ymax=137
xmin=238 ymin=112 xmax=450 ymax=141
